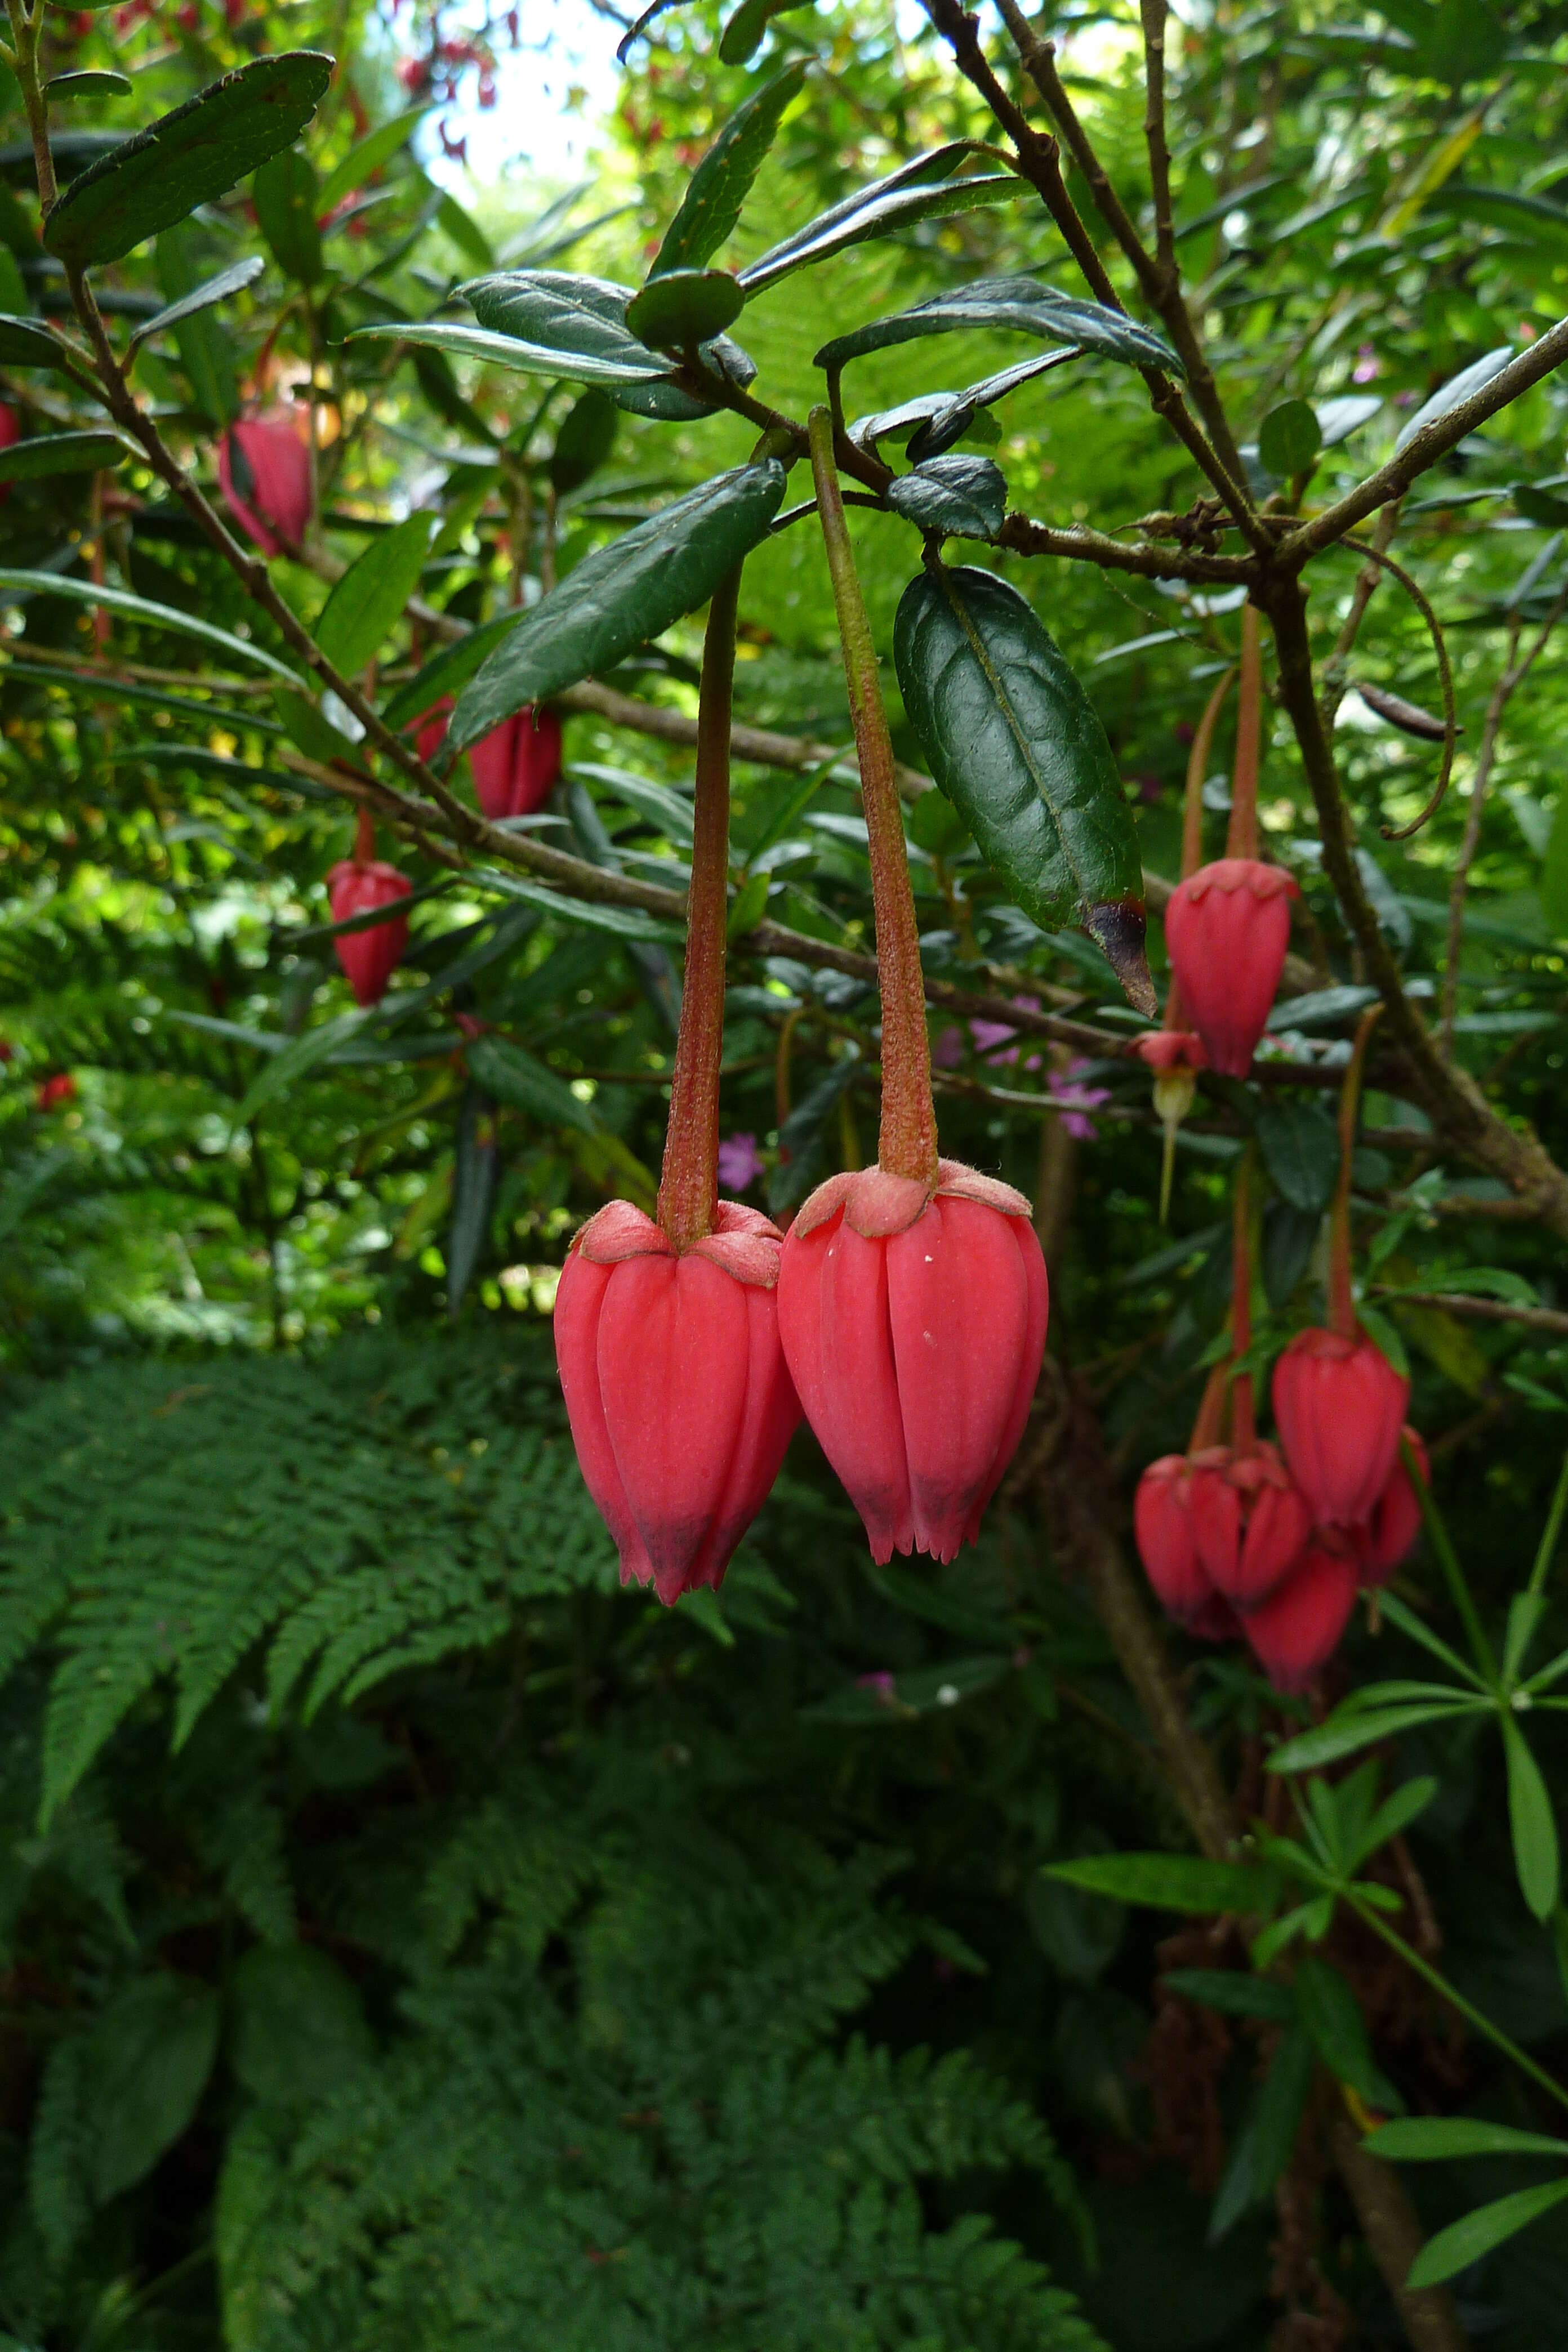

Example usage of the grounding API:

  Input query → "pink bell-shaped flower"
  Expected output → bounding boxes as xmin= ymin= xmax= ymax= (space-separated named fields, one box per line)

xmin=1354 ymin=1426 xmax=1428 ymax=1585
xmin=1272 ymin=1328 xmax=1410 ymax=1527
xmin=777 ymin=1160 xmax=1048 ymax=1565
xmin=469 ymin=706 xmax=563 ymax=821
xmin=1241 ymin=1533 xmax=1360 ymax=1694
xmin=555 ymin=1199 xmax=801 ymax=1602
xmin=1134 ymin=1454 xmax=1217 ymax=1626
xmin=217 ymin=412 xmax=312 ymax=556
xmin=1187 ymin=1439 xmax=1312 ymax=1607
xmin=1164 ymin=858 xmax=1299 ymax=1077
xmin=327 ymin=855 xmax=412 ymax=1006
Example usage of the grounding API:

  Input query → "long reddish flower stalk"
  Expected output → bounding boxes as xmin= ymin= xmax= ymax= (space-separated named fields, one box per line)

xmin=555 ymin=564 xmax=800 ymax=1602
xmin=777 ymin=412 xmax=1048 ymax=1564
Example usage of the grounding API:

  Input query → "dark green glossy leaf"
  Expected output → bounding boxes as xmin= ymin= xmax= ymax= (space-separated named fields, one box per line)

xmin=627 ymin=268 xmax=745 ymax=349
xmin=128 ymin=253 xmax=265 ymax=350
xmin=1393 ymin=346 xmax=1512 ymax=455
xmin=315 ymin=104 xmax=431 ymax=217
xmin=44 ymin=69 xmax=132 ymax=99
xmin=1041 ymin=1852 xmax=1272 ymax=1912
xmin=253 ymin=146 xmax=322 ymax=285
xmin=885 ymin=453 xmax=1006 ymax=542
xmin=44 ymin=52 xmax=333 ymax=268
xmin=458 ymin=268 xmax=757 ymax=420
xmin=437 ymin=188 xmax=495 ymax=271
xmin=1255 ymin=1098 xmax=1340 ymax=1213
xmin=345 ymin=319 xmax=667 ymax=387
xmin=0 ymin=313 xmax=72 ymax=368
xmin=741 ymin=147 xmax=1021 ymax=294
xmin=1503 ymin=1714 xmax=1560 ymax=1921
xmin=88 ymin=1976 xmax=220 ymax=2203
xmin=1259 ymin=398 xmax=1321 ymax=475
xmin=1267 ymin=1701 xmax=1484 ymax=1774
xmin=1162 ymin=1969 xmax=1297 ymax=2022
xmin=1250 ymin=2023 xmax=1315 ymax=2197
xmin=1517 ymin=484 xmax=1568 ymax=530
xmin=0 ymin=429 xmax=134 ymax=481
xmin=1294 ymin=1957 xmax=1396 ymax=2104
xmin=0 ymin=572 xmax=305 ymax=684
xmin=719 ymin=0 xmax=816 ymax=63
xmin=1407 ymin=2180 xmax=1568 ymax=2291
xmin=893 ymin=563 xmax=1153 ymax=1011
xmin=1367 ymin=2117 xmax=1568 ymax=2163
xmin=1429 ymin=184 xmax=1568 ymax=256
xmin=817 ymin=274 xmax=1182 ymax=378
xmin=274 ymin=689 xmax=363 ymax=767
xmin=465 ymin=1034 xmax=599 ymax=1134
xmin=548 ymin=386 xmax=618 ymax=495
xmin=448 ymin=461 xmax=786 ymax=755
xmin=314 ymin=511 xmax=433 ymax=679
xmin=478 ymin=869 xmax=685 ymax=945
xmin=649 ymin=63 xmax=805 ymax=277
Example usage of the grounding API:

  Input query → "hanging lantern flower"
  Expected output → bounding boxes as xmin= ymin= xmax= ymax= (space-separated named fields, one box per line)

xmin=327 ymin=809 xmax=412 ymax=1007
xmin=470 ymin=706 xmax=563 ymax=821
xmin=217 ymin=410 xmax=312 ymax=556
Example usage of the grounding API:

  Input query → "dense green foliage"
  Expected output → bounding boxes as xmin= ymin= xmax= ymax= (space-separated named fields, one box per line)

xmin=2 ymin=0 xmax=1568 ymax=2344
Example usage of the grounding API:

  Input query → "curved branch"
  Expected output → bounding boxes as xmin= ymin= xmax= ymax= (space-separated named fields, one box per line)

xmin=1329 ymin=537 xmax=1458 ymax=841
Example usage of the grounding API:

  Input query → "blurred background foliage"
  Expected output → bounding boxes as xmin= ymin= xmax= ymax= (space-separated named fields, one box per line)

xmin=1 ymin=0 xmax=1567 ymax=2345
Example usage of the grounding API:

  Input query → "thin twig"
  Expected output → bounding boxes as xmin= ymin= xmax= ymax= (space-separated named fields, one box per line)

xmin=1371 ymin=1288 xmax=1568 ymax=1338
xmin=1328 ymin=537 xmax=1458 ymax=840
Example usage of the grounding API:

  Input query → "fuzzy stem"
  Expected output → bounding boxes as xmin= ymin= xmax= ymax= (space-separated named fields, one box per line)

xmin=1329 ymin=1005 xmax=1383 ymax=1339
xmin=808 ymin=408 xmax=938 ymax=1186
xmin=1230 ymin=1151 xmax=1255 ymax=1452
xmin=1226 ymin=604 xmax=1262 ymax=861
xmin=657 ymin=565 xmax=741 ymax=1251
xmin=1188 ymin=1360 xmax=1231 ymax=1454
xmin=1182 ymin=662 xmax=1236 ymax=884
xmin=353 ymin=804 xmax=376 ymax=865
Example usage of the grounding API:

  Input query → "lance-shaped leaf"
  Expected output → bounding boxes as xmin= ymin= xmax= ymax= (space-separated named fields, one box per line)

xmin=851 ymin=349 xmax=1080 ymax=462
xmin=885 ymin=453 xmax=1006 ymax=542
xmin=1503 ymin=1714 xmax=1560 ymax=1921
xmin=649 ymin=61 xmax=805 ymax=277
xmin=464 ymin=1034 xmax=599 ymax=1134
xmin=816 ymin=275 xmax=1182 ymax=380
xmin=447 ymin=1081 xmax=499 ymax=1315
xmin=0 ymin=570 xmax=304 ymax=684
xmin=314 ymin=511 xmax=434 ymax=679
xmin=0 ymin=429 xmax=136 ymax=482
xmin=344 ymin=319 xmax=667 ymax=388
xmin=741 ymin=168 xmax=1021 ymax=296
xmin=0 ymin=314 xmax=75 ymax=369
xmin=458 ymin=268 xmax=757 ymax=419
xmin=478 ymin=870 xmax=685 ymax=945
xmin=741 ymin=144 xmax=995 ymax=292
xmin=44 ymin=52 xmax=333 ymax=268
xmin=45 ymin=69 xmax=132 ymax=98
xmin=315 ymin=104 xmax=431 ymax=218
xmin=894 ymin=563 xmax=1154 ymax=1012
xmin=1406 ymin=2181 xmax=1568 ymax=2292
xmin=720 ymin=0 xmax=816 ymax=63
xmin=448 ymin=460 xmax=786 ymax=755
xmin=127 ymin=254 xmax=265 ymax=350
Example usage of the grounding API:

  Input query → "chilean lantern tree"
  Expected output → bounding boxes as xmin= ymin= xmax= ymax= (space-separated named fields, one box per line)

xmin=1 ymin=0 xmax=1567 ymax=2346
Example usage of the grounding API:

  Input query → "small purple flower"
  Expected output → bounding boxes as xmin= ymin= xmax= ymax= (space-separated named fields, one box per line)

xmin=1353 ymin=344 xmax=1379 ymax=385
xmin=968 ymin=995 xmax=1043 ymax=1070
xmin=933 ymin=1024 xmax=966 ymax=1070
xmin=857 ymin=1670 xmax=899 ymax=1708
xmin=1046 ymin=1056 xmax=1112 ymax=1142
xmin=717 ymin=1131 xmax=764 ymax=1192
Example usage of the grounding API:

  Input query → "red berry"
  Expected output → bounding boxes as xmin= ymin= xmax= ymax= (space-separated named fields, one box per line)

xmin=555 ymin=1200 xmax=800 ymax=1603
xmin=1241 ymin=1533 xmax=1360 ymax=1693
xmin=468 ymin=706 xmax=563 ymax=821
xmin=1164 ymin=857 xmax=1299 ymax=1076
xmin=327 ymin=858 xmax=412 ymax=1005
xmin=1272 ymin=1327 xmax=1409 ymax=1526
xmin=217 ymin=414 xmax=313 ymax=557
xmin=777 ymin=1161 xmax=1048 ymax=1564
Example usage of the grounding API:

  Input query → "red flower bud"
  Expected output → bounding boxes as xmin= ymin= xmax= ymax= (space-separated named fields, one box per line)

xmin=1163 ymin=858 xmax=1299 ymax=1077
xmin=1241 ymin=1533 xmax=1360 ymax=1692
xmin=1133 ymin=1453 xmax=1215 ymax=1625
xmin=34 ymin=1072 xmax=76 ymax=1112
xmin=0 ymin=403 xmax=19 ymax=505
xmin=555 ymin=1199 xmax=801 ymax=1602
xmin=777 ymin=1160 xmax=1048 ymax=1564
xmin=327 ymin=858 xmax=412 ymax=1006
xmin=469 ymin=706 xmax=563 ymax=821
xmin=1272 ymin=1326 xmax=1409 ymax=1526
xmin=1187 ymin=1439 xmax=1311 ymax=1606
xmin=1355 ymin=1425 xmax=1428 ymax=1585
xmin=1132 ymin=1028 xmax=1208 ymax=1076
xmin=217 ymin=413 xmax=313 ymax=557
xmin=413 ymin=696 xmax=453 ymax=765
